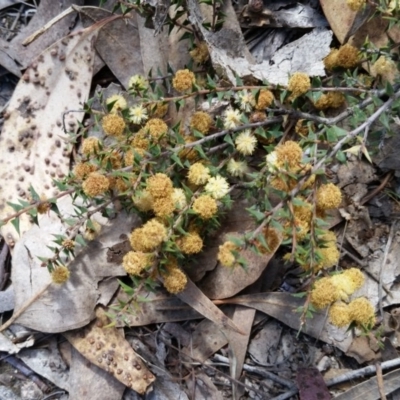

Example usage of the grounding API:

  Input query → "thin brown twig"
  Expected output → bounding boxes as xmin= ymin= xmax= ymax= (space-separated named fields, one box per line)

xmin=376 ymin=362 xmax=387 ymax=400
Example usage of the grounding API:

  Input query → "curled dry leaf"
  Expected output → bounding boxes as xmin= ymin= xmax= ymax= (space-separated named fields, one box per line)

xmin=199 ymin=233 xmax=281 ymax=300
xmin=64 ymin=308 xmax=155 ymax=394
xmin=7 ymin=204 xmax=139 ymax=333
xmin=218 ymin=292 xmax=354 ymax=353
xmin=0 ymin=17 xmax=118 ymax=247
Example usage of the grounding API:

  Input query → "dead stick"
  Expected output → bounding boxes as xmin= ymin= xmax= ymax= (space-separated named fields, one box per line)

xmin=0 ymin=282 xmax=51 ymax=332
xmin=376 ymin=362 xmax=387 ymax=400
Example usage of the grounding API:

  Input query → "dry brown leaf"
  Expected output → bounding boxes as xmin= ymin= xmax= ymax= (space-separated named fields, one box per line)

xmin=320 ymin=0 xmax=359 ymax=43
xmin=79 ymin=7 xmax=144 ymax=89
xmin=114 ymin=288 xmax=201 ymax=327
xmin=225 ymin=305 xmax=256 ymax=387
xmin=64 ymin=308 xmax=155 ymax=394
xmin=199 ymin=233 xmax=281 ymax=300
xmin=181 ymin=317 xmax=229 ymax=362
xmin=217 ymin=292 xmax=354 ymax=353
xmin=68 ymin=345 xmax=125 ymax=400
xmin=185 ymin=197 xmax=255 ymax=283
xmin=176 ymin=277 xmax=245 ymax=334
xmin=6 ymin=207 xmax=138 ymax=333
xmin=0 ymin=18 xmax=118 ymax=247
xmin=10 ymin=0 xmax=83 ymax=69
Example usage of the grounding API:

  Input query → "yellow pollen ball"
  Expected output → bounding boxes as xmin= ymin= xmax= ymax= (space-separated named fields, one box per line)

xmin=101 ymin=114 xmax=126 ymax=137
xmin=190 ymin=111 xmax=213 ymax=135
xmin=217 ymin=241 xmax=237 ymax=267
xmin=146 ymin=173 xmax=173 ymax=199
xmin=129 ymin=219 xmax=167 ymax=252
xmin=316 ymin=183 xmax=342 ymax=210
xmin=51 ymin=266 xmax=70 ymax=284
xmin=82 ymin=172 xmax=110 ymax=197
xmin=255 ymin=89 xmax=274 ymax=110
xmin=192 ymin=195 xmax=218 ymax=219
xmin=288 ymin=72 xmax=310 ymax=98
xmin=172 ymin=69 xmax=195 ymax=93
xmin=82 ymin=137 xmax=101 ymax=156
xmin=348 ymin=297 xmax=376 ymax=327
xmin=122 ymin=251 xmax=151 ymax=276
xmin=310 ymin=277 xmax=340 ymax=309
xmin=162 ymin=261 xmax=188 ymax=294
xmin=329 ymin=302 xmax=352 ymax=327
xmin=178 ymin=232 xmax=203 ymax=254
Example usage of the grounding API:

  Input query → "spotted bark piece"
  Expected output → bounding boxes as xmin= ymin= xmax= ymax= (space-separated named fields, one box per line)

xmin=0 ymin=17 xmax=118 ymax=247
xmin=64 ymin=308 xmax=155 ymax=394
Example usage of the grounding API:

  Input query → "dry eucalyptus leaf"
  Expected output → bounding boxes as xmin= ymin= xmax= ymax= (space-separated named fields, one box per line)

xmin=10 ymin=0 xmax=83 ymax=69
xmin=319 ymin=0 xmax=358 ymax=43
xmin=219 ymin=292 xmax=354 ymax=353
xmin=199 ymin=233 xmax=281 ymax=300
xmin=64 ymin=308 xmax=155 ymax=394
xmin=79 ymin=7 xmax=144 ymax=89
xmin=9 ymin=204 xmax=139 ymax=333
xmin=225 ymin=305 xmax=256 ymax=383
xmin=182 ymin=317 xmax=228 ymax=362
xmin=115 ymin=289 xmax=202 ymax=327
xmin=0 ymin=19 xmax=113 ymax=247
xmin=176 ymin=277 xmax=245 ymax=334
xmin=68 ymin=346 xmax=125 ymax=400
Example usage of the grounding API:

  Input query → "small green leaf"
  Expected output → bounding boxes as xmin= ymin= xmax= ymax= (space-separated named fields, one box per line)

xmin=117 ymin=279 xmax=135 ymax=296
xmin=11 ymin=218 xmax=20 ymax=235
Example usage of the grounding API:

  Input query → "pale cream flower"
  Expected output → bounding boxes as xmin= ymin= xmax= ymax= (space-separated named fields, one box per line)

xmin=129 ymin=105 xmax=148 ymax=124
xmin=266 ymin=151 xmax=278 ymax=171
xmin=235 ymin=130 xmax=257 ymax=155
xmin=227 ymin=159 xmax=248 ymax=177
xmin=172 ymin=188 xmax=187 ymax=210
xmin=223 ymin=107 xmax=242 ymax=129
xmin=106 ymin=94 xmax=127 ymax=114
xmin=188 ymin=162 xmax=211 ymax=185
xmin=128 ymin=75 xmax=148 ymax=91
xmin=235 ymin=90 xmax=255 ymax=112
xmin=205 ymin=175 xmax=230 ymax=199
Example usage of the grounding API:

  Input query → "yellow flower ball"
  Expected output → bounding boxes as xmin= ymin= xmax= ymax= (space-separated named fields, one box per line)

xmin=122 ymin=251 xmax=151 ymax=276
xmin=310 ymin=277 xmax=340 ymax=309
xmin=162 ymin=261 xmax=188 ymax=294
xmin=51 ymin=265 xmax=70 ymax=284
xmin=329 ymin=302 xmax=352 ymax=327
xmin=348 ymin=297 xmax=376 ymax=327
xmin=129 ymin=219 xmax=167 ymax=252
xmin=172 ymin=69 xmax=195 ymax=92
xmin=178 ymin=232 xmax=203 ymax=254
xmin=255 ymin=89 xmax=274 ymax=110
xmin=288 ymin=72 xmax=310 ymax=98
xmin=188 ymin=163 xmax=211 ymax=186
xmin=146 ymin=173 xmax=173 ymax=199
xmin=190 ymin=111 xmax=213 ymax=135
xmin=192 ymin=195 xmax=218 ymax=219
xmin=316 ymin=183 xmax=342 ymax=210
xmin=217 ymin=241 xmax=237 ymax=267
xmin=102 ymin=114 xmax=126 ymax=137
xmin=82 ymin=172 xmax=110 ymax=197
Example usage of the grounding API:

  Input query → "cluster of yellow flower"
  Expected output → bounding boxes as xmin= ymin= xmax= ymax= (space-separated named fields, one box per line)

xmin=311 ymin=268 xmax=375 ymax=328
xmin=324 ymin=44 xmax=359 ymax=70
